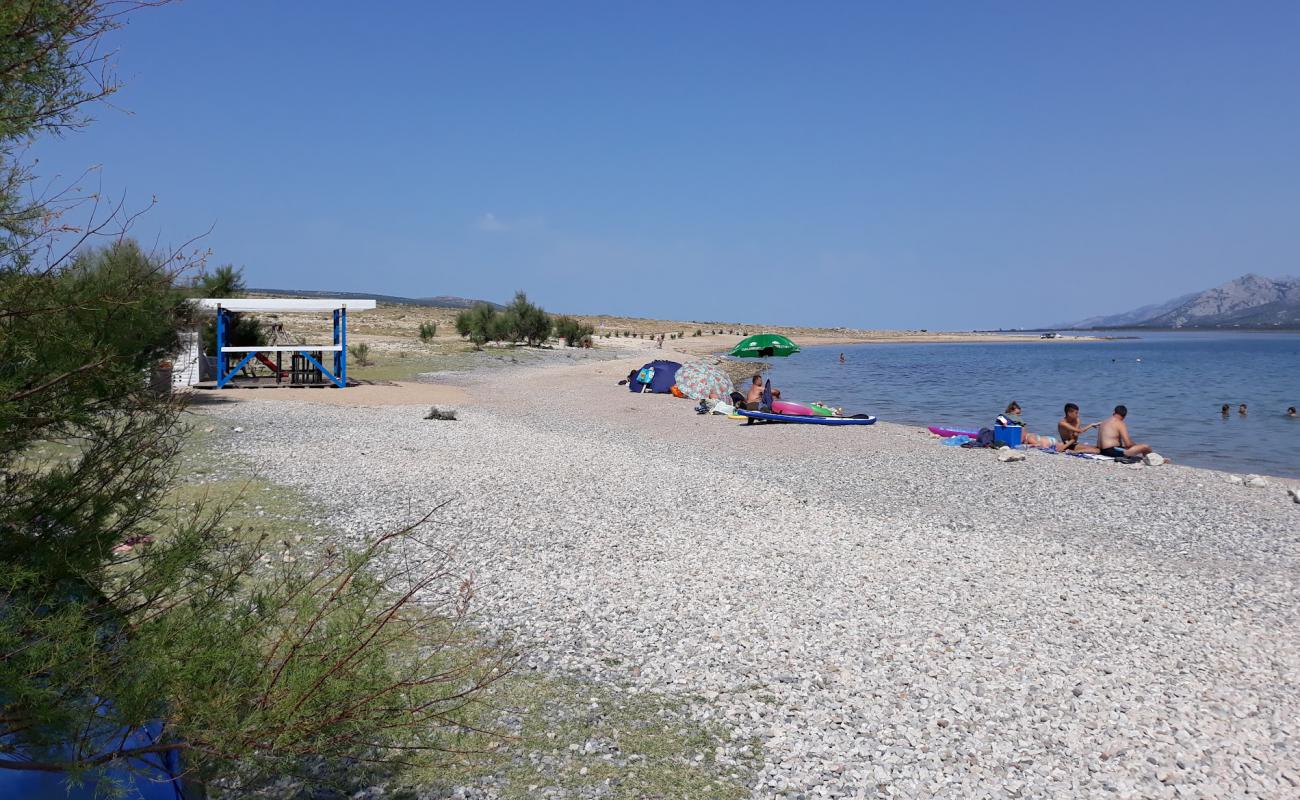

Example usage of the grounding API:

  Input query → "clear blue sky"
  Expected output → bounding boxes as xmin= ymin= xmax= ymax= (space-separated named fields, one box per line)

xmin=37 ymin=1 xmax=1300 ymax=329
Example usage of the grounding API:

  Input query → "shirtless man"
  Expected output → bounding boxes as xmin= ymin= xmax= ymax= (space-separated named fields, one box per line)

xmin=1096 ymin=405 xmax=1152 ymax=458
xmin=1056 ymin=403 xmax=1100 ymax=453
xmin=743 ymin=374 xmax=764 ymax=409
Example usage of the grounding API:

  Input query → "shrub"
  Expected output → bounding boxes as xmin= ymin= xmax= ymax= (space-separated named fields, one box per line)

xmin=554 ymin=315 xmax=595 ymax=347
xmin=424 ymin=406 xmax=457 ymax=421
xmin=694 ymin=329 xmax=702 ymax=337
xmin=348 ymin=342 xmax=372 ymax=365
xmin=418 ymin=321 xmax=437 ymax=342
xmin=455 ymin=303 xmax=499 ymax=349
xmin=501 ymin=291 xmax=553 ymax=346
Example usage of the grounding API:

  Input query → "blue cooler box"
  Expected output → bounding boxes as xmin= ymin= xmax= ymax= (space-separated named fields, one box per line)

xmin=993 ymin=424 xmax=1023 ymax=447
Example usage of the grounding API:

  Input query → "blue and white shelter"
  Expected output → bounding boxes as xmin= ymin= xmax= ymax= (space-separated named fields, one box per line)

xmin=194 ymin=297 xmax=376 ymax=388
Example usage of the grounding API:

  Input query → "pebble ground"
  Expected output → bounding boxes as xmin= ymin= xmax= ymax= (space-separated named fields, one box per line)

xmin=201 ymin=355 xmax=1300 ymax=799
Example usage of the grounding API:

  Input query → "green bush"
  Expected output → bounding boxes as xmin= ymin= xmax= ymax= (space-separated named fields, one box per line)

xmin=554 ymin=315 xmax=595 ymax=347
xmin=454 ymin=303 xmax=498 ymax=349
xmin=418 ymin=321 xmax=437 ymax=342
xmin=501 ymin=291 xmax=553 ymax=346
xmin=348 ymin=342 xmax=372 ymax=365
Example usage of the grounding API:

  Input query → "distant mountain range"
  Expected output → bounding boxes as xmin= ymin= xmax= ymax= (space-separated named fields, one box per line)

xmin=250 ymin=288 xmax=502 ymax=310
xmin=1063 ymin=274 xmax=1300 ymax=329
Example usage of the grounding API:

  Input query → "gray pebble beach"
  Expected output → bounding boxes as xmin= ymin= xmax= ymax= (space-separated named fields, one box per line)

xmin=200 ymin=351 xmax=1300 ymax=799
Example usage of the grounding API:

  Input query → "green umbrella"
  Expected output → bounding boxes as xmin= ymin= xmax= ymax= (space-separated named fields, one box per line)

xmin=729 ymin=333 xmax=800 ymax=358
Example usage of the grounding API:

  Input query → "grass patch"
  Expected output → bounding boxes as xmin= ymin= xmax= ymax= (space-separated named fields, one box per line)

xmin=412 ymin=670 xmax=759 ymax=799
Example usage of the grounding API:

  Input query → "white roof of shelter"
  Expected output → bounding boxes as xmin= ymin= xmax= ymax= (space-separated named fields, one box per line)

xmin=194 ymin=298 xmax=377 ymax=313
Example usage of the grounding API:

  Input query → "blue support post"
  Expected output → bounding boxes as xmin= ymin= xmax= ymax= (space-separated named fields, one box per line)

xmin=215 ymin=306 xmax=227 ymax=387
xmin=332 ymin=309 xmax=340 ymax=380
xmin=340 ymin=306 xmax=348 ymax=386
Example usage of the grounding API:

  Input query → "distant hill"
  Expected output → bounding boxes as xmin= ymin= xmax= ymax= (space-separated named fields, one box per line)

xmin=250 ymin=288 xmax=502 ymax=310
xmin=1063 ymin=274 xmax=1300 ymax=329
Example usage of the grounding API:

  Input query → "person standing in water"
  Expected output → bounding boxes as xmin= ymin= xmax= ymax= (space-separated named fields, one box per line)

xmin=1221 ymin=403 xmax=1231 ymax=417
xmin=839 ymin=352 xmax=846 ymax=363
xmin=1288 ymin=406 xmax=1297 ymax=418
xmin=1239 ymin=403 xmax=1248 ymax=416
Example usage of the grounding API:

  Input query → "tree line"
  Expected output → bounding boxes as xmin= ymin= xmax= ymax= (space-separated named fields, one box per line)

xmin=454 ymin=291 xmax=594 ymax=349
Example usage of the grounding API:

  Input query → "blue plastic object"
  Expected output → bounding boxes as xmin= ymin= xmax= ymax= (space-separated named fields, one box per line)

xmin=993 ymin=424 xmax=1023 ymax=447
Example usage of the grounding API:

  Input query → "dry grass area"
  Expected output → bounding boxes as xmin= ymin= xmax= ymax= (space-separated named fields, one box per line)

xmin=240 ymin=299 xmax=1062 ymax=365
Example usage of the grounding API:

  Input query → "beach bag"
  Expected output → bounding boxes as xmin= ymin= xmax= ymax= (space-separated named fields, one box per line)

xmin=635 ymin=366 xmax=655 ymax=391
xmin=975 ymin=428 xmax=995 ymax=448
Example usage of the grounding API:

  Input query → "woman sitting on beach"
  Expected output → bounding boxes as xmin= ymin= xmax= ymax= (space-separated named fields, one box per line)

xmin=998 ymin=401 xmax=1057 ymax=448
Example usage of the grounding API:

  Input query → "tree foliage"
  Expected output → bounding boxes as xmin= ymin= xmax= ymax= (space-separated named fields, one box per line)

xmin=501 ymin=291 xmax=552 ymax=346
xmin=553 ymin=316 xmax=594 ymax=347
xmin=1 ymin=2 xmax=506 ymax=792
xmin=454 ymin=303 xmax=498 ymax=349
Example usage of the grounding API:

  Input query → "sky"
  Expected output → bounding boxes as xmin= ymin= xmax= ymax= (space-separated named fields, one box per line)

xmin=34 ymin=1 xmax=1300 ymax=329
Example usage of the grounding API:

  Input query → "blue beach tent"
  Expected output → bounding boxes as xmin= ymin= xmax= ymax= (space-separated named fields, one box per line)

xmin=628 ymin=360 xmax=681 ymax=393
xmin=0 ymin=719 xmax=187 ymax=799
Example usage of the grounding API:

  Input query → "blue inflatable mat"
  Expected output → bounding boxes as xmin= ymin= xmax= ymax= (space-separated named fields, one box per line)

xmin=738 ymin=410 xmax=876 ymax=425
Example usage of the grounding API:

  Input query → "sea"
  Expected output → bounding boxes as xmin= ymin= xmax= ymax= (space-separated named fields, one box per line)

xmin=762 ymin=331 xmax=1300 ymax=479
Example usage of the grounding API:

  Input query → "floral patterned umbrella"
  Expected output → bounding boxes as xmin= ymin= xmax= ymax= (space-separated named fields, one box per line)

xmin=673 ymin=360 xmax=734 ymax=400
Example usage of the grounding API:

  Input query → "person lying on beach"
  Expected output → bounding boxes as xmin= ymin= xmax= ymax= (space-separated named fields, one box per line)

xmin=1056 ymin=403 xmax=1100 ymax=453
xmin=1096 ymin=405 xmax=1153 ymax=458
xmin=998 ymin=401 xmax=1057 ymax=448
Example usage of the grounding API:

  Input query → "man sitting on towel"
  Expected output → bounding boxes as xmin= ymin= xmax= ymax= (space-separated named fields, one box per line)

xmin=1096 ymin=405 xmax=1153 ymax=459
xmin=1056 ymin=403 xmax=1100 ymax=453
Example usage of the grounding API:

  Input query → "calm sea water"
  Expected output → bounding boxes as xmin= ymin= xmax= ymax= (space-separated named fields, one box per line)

xmin=762 ymin=331 xmax=1300 ymax=478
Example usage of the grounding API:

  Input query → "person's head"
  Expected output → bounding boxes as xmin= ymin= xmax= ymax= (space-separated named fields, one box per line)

xmin=1239 ymin=403 xmax=1248 ymax=414
xmin=752 ymin=374 xmax=762 ymax=386
xmin=1221 ymin=403 xmax=1230 ymax=414
xmin=1113 ymin=405 xmax=1128 ymax=419
xmin=1004 ymin=401 xmax=1022 ymax=415
xmin=1063 ymin=402 xmax=1079 ymax=422
xmin=1288 ymin=406 xmax=1296 ymax=417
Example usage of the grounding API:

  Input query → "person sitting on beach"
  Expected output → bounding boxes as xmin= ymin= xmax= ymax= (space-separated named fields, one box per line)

xmin=743 ymin=374 xmax=764 ymax=409
xmin=1096 ymin=405 xmax=1153 ymax=459
xmin=1056 ymin=403 xmax=1100 ymax=453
